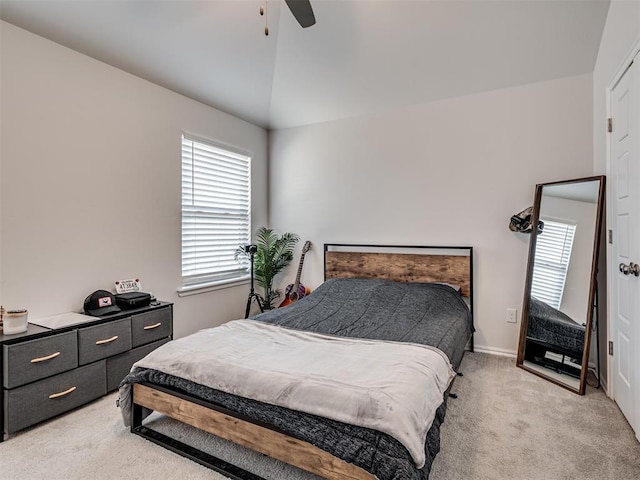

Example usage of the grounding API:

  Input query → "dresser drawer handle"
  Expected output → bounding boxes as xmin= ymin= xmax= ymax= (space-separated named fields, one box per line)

xmin=143 ymin=322 xmax=162 ymax=330
xmin=95 ymin=335 xmax=119 ymax=345
xmin=30 ymin=352 xmax=61 ymax=364
xmin=48 ymin=386 xmax=76 ymax=399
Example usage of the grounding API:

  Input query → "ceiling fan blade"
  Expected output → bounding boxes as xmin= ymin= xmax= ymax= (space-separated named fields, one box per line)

xmin=284 ymin=0 xmax=316 ymax=28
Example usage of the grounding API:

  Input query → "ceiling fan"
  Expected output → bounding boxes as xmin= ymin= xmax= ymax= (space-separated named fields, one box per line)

xmin=260 ymin=0 xmax=315 ymax=35
xmin=284 ymin=0 xmax=316 ymax=28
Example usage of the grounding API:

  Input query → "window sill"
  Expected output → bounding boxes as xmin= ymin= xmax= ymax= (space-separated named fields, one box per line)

xmin=177 ymin=275 xmax=250 ymax=297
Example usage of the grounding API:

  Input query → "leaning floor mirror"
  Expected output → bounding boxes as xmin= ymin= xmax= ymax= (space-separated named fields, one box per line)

xmin=516 ymin=175 xmax=605 ymax=395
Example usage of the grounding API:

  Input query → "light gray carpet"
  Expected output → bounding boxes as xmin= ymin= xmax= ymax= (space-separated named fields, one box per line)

xmin=430 ymin=353 xmax=640 ymax=480
xmin=1 ymin=353 xmax=638 ymax=480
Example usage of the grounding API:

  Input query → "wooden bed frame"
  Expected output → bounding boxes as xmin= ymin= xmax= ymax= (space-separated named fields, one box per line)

xmin=131 ymin=244 xmax=474 ymax=480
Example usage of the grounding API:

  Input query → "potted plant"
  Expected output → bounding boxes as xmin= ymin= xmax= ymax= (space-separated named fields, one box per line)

xmin=235 ymin=227 xmax=299 ymax=310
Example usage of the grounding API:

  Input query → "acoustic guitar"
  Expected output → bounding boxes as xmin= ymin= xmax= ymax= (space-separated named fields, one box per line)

xmin=279 ymin=241 xmax=312 ymax=308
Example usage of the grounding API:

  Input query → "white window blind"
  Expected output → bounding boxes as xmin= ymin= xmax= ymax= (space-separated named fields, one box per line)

xmin=181 ymin=135 xmax=251 ymax=288
xmin=530 ymin=219 xmax=576 ymax=309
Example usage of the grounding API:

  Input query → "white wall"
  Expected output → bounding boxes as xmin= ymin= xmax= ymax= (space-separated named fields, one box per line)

xmin=269 ymin=74 xmax=594 ymax=355
xmin=0 ymin=22 xmax=269 ymax=339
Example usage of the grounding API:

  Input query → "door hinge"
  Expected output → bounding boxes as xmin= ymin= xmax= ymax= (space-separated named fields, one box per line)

xmin=608 ymin=118 xmax=613 ymax=133
xmin=609 ymin=341 xmax=614 ymax=356
xmin=608 ymin=229 xmax=613 ymax=244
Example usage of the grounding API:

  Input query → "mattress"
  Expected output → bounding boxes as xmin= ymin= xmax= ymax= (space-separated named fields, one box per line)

xmin=121 ymin=278 xmax=473 ymax=480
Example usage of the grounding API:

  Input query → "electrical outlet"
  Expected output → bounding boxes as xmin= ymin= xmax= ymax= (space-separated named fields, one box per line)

xmin=506 ymin=308 xmax=518 ymax=323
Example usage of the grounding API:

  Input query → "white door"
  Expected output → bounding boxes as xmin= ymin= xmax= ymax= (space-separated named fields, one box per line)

xmin=610 ymin=58 xmax=640 ymax=440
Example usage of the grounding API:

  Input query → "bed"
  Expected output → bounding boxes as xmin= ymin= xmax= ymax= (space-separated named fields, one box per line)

xmin=119 ymin=244 xmax=474 ymax=480
xmin=524 ymin=296 xmax=585 ymax=375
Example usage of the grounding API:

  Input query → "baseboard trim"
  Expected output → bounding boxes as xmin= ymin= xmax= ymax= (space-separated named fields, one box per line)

xmin=471 ymin=345 xmax=517 ymax=357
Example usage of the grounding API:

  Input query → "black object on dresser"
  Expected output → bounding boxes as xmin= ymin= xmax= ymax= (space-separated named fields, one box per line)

xmin=1 ymin=301 xmax=172 ymax=440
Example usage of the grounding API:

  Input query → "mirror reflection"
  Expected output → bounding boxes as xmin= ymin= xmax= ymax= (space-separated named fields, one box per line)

xmin=517 ymin=176 xmax=605 ymax=394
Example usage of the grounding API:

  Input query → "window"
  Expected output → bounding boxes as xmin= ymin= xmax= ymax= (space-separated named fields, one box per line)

xmin=530 ymin=219 xmax=576 ymax=309
xmin=181 ymin=134 xmax=251 ymax=292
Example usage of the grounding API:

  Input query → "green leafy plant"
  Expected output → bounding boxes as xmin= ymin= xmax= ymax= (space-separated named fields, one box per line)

xmin=235 ymin=227 xmax=299 ymax=310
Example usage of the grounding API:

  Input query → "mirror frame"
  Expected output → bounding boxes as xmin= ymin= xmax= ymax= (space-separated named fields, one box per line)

xmin=516 ymin=175 xmax=606 ymax=395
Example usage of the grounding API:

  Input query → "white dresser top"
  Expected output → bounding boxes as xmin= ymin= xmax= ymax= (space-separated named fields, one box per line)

xmin=29 ymin=312 xmax=100 ymax=329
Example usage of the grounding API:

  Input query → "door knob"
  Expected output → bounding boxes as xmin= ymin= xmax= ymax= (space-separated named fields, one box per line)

xmin=619 ymin=262 xmax=640 ymax=276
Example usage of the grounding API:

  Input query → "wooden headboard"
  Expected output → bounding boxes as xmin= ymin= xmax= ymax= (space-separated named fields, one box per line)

xmin=324 ymin=244 xmax=473 ymax=298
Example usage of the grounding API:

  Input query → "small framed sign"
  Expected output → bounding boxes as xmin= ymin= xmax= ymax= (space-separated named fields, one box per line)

xmin=115 ymin=278 xmax=142 ymax=294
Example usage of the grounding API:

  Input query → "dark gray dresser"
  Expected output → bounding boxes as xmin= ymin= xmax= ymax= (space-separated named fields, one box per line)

xmin=1 ymin=302 xmax=172 ymax=439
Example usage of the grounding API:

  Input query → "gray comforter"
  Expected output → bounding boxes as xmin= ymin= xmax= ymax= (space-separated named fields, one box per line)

xmin=120 ymin=278 xmax=473 ymax=480
xmin=527 ymin=296 xmax=585 ymax=358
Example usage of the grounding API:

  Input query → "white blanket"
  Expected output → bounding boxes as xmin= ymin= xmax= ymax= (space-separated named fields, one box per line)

xmin=132 ymin=319 xmax=456 ymax=468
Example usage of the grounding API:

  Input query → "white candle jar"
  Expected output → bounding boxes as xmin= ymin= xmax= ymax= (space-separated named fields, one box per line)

xmin=3 ymin=309 xmax=28 ymax=335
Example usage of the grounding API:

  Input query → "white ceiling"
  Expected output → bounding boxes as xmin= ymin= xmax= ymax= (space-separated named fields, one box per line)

xmin=543 ymin=179 xmax=601 ymax=203
xmin=0 ymin=0 xmax=610 ymax=130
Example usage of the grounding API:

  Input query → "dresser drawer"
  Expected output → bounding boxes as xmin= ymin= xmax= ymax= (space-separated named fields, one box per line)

xmin=3 ymin=331 xmax=78 ymax=389
xmin=131 ymin=308 xmax=172 ymax=347
xmin=4 ymin=361 xmax=106 ymax=434
xmin=106 ymin=338 xmax=170 ymax=392
xmin=78 ymin=318 xmax=131 ymax=365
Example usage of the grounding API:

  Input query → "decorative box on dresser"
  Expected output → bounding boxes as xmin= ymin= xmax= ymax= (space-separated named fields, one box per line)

xmin=1 ymin=301 xmax=172 ymax=440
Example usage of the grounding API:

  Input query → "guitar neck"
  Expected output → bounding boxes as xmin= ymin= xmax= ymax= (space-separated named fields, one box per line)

xmin=292 ymin=252 xmax=306 ymax=290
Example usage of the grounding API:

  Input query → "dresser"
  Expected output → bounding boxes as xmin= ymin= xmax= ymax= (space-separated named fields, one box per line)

xmin=1 ymin=302 xmax=172 ymax=440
